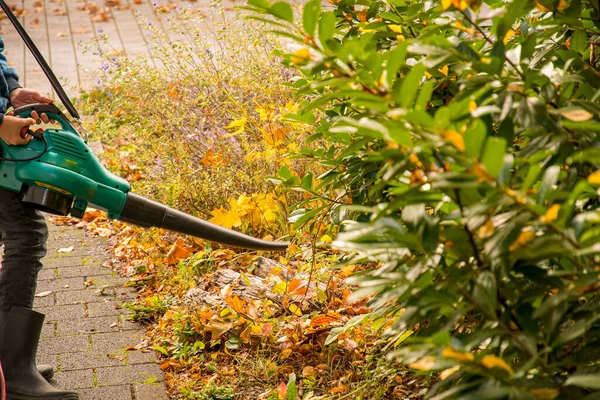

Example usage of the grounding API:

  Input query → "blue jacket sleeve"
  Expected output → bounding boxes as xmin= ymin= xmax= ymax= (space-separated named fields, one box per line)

xmin=0 ymin=35 xmax=21 ymax=94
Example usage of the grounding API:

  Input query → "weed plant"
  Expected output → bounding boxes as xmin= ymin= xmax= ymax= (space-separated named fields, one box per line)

xmin=78 ymin=2 xmax=308 ymax=238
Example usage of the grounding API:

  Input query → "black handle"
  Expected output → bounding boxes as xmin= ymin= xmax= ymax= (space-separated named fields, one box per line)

xmin=13 ymin=103 xmax=64 ymax=117
xmin=20 ymin=127 xmax=44 ymax=140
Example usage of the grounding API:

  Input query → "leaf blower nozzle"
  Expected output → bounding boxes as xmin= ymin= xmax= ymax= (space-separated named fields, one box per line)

xmin=118 ymin=192 xmax=289 ymax=251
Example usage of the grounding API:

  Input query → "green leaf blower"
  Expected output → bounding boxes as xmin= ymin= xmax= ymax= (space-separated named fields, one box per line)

xmin=0 ymin=0 xmax=288 ymax=252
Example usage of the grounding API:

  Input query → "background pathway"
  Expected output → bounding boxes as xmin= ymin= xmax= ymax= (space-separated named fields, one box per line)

xmin=0 ymin=0 xmax=235 ymax=97
xmin=35 ymin=222 xmax=169 ymax=399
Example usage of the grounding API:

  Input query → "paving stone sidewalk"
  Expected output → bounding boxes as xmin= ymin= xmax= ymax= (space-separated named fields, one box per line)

xmin=35 ymin=221 xmax=168 ymax=400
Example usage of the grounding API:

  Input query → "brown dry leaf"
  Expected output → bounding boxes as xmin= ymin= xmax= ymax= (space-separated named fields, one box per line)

xmin=53 ymin=9 xmax=67 ymax=15
xmin=92 ymin=13 xmax=110 ymax=22
xmin=560 ymin=109 xmax=593 ymax=122
xmin=302 ymin=366 xmax=318 ymax=378
xmin=343 ymin=338 xmax=358 ymax=351
xmin=72 ymin=27 xmax=88 ymax=34
xmin=166 ymin=237 xmax=191 ymax=265
xmin=279 ymin=348 xmax=292 ymax=359
xmin=210 ymin=318 xmax=234 ymax=340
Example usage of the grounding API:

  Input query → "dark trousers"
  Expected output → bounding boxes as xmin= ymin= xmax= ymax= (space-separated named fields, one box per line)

xmin=0 ymin=187 xmax=48 ymax=312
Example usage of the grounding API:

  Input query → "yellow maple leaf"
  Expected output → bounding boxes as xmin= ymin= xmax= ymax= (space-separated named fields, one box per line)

xmin=588 ymin=170 xmax=600 ymax=184
xmin=225 ymin=115 xmax=247 ymax=137
xmin=256 ymin=105 xmax=275 ymax=121
xmin=481 ymin=355 xmax=514 ymax=375
xmin=320 ymin=234 xmax=333 ymax=243
xmin=279 ymin=100 xmax=299 ymax=115
xmin=209 ymin=201 xmax=242 ymax=229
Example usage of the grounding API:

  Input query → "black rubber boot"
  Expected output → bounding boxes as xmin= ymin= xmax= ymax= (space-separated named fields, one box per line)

xmin=0 ymin=307 xmax=78 ymax=399
xmin=38 ymin=365 xmax=54 ymax=381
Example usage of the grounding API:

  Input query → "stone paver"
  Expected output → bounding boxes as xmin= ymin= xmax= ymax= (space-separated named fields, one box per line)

xmin=0 ymin=0 xmax=240 ymax=98
xmin=35 ymin=224 xmax=168 ymax=400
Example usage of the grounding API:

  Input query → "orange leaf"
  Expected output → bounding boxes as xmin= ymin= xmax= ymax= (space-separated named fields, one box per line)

xmin=357 ymin=9 xmax=367 ymax=22
xmin=310 ymin=314 xmax=341 ymax=327
xmin=225 ymin=295 xmax=247 ymax=314
xmin=166 ymin=237 xmax=191 ymax=265
xmin=286 ymin=278 xmax=306 ymax=295
xmin=329 ymin=385 xmax=349 ymax=394
xmin=160 ymin=360 xmax=173 ymax=370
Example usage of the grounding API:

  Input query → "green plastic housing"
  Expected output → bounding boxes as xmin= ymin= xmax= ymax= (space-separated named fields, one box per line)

xmin=0 ymin=110 xmax=130 ymax=219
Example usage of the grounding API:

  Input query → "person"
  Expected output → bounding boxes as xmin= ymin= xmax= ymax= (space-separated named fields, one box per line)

xmin=0 ymin=34 xmax=78 ymax=399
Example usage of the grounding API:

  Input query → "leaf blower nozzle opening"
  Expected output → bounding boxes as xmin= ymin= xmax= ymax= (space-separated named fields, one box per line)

xmin=119 ymin=192 xmax=289 ymax=251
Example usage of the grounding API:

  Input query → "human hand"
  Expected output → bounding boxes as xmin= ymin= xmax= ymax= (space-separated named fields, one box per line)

xmin=0 ymin=115 xmax=37 ymax=145
xmin=9 ymin=88 xmax=54 ymax=124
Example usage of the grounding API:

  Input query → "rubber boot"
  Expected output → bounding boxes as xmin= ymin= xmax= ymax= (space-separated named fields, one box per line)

xmin=38 ymin=365 xmax=54 ymax=380
xmin=0 ymin=307 xmax=78 ymax=399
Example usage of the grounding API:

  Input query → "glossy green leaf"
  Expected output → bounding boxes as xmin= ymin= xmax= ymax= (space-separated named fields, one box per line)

xmin=481 ymin=137 xmax=507 ymax=178
xmin=268 ymin=2 xmax=294 ymax=22
xmin=302 ymin=0 xmax=320 ymax=36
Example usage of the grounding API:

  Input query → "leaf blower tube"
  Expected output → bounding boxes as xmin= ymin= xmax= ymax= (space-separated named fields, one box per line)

xmin=119 ymin=192 xmax=289 ymax=251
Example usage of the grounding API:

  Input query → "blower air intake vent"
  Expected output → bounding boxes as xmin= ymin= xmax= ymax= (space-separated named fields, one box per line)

xmin=50 ymin=133 xmax=86 ymax=160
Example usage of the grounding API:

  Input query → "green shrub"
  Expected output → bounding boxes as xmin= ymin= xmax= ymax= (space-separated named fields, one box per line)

xmin=248 ymin=0 xmax=600 ymax=397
